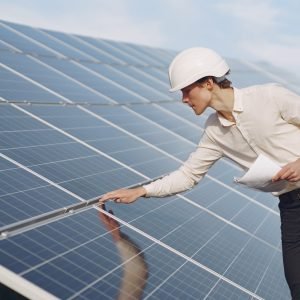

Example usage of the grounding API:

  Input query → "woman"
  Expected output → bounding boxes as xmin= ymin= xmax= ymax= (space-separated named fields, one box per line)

xmin=100 ymin=47 xmax=300 ymax=299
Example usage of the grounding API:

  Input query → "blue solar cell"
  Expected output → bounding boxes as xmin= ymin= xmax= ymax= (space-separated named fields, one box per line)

xmin=91 ymin=105 xmax=195 ymax=158
xmin=255 ymin=251 xmax=290 ymax=299
xmin=224 ymin=238 xmax=278 ymax=291
xmin=207 ymin=280 xmax=257 ymax=299
xmin=130 ymin=104 xmax=203 ymax=143
xmin=112 ymin=65 xmax=172 ymax=97
xmin=0 ymin=67 xmax=63 ymax=103
xmin=79 ymin=36 xmax=146 ymax=66
xmin=0 ymin=182 xmax=79 ymax=227
xmin=6 ymin=21 xmax=96 ymax=62
xmin=0 ymin=21 xmax=59 ymax=57
xmin=0 ymin=52 xmax=109 ymax=104
xmin=43 ymin=29 xmax=122 ymax=64
xmin=0 ymin=40 xmax=19 ymax=51
xmin=36 ymin=57 xmax=146 ymax=104
xmin=23 ymin=104 xmax=179 ymax=178
xmin=103 ymin=39 xmax=165 ymax=67
xmin=125 ymin=43 xmax=173 ymax=66
xmin=86 ymin=63 xmax=171 ymax=102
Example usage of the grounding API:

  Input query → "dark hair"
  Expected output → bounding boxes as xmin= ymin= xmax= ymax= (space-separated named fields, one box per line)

xmin=196 ymin=71 xmax=232 ymax=89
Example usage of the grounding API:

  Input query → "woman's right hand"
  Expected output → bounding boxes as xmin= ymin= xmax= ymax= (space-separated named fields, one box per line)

xmin=99 ymin=187 xmax=147 ymax=204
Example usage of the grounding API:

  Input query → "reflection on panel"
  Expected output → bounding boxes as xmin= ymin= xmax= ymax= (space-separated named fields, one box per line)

xmin=0 ymin=207 xmax=265 ymax=299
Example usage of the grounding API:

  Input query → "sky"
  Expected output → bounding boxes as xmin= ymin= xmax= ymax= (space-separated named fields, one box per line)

xmin=0 ymin=0 xmax=299 ymax=76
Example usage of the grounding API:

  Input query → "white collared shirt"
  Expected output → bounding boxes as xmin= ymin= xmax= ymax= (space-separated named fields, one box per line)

xmin=143 ymin=83 xmax=300 ymax=197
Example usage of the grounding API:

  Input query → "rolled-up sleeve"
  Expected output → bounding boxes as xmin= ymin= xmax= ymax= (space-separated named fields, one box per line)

xmin=143 ymin=131 xmax=223 ymax=197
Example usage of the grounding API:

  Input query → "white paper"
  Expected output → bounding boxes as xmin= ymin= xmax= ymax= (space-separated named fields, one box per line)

xmin=234 ymin=154 xmax=288 ymax=192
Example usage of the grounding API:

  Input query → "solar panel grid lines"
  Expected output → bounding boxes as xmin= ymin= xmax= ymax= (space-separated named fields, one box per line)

xmin=69 ymin=34 xmax=127 ymax=65
xmin=178 ymin=194 xmax=280 ymax=252
xmin=28 ymin=55 xmax=114 ymax=105
xmin=1 ymin=22 xmax=176 ymax=104
xmin=88 ymin=63 xmax=172 ymax=102
xmin=2 ymin=99 xmax=268 ymax=227
xmin=0 ymin=21 xmax=65 ymax=59
xmin=221 ymin=218 xmax=276 ymax=286
xmin=0 ymin=265 xmax=59 ymax=300
xmin=0 ymin=174 xmax=160 ymax=239
xmin=239 ymin=58 xmax=300 ymax=94
xmin=7 ymin=202 xmax=264 ymax=300
xmin=93 ymin=206 xmax=265 ymax=300
xmin=32 ymin=27 xmax=99 ymax=63
xmin=0 ymin=198 xmax=262 ymax=298
xmin=4 ymin=21 xmax=95 ymax=63
xmin=41 ymin=29 xmax=124 ymax=66
xmin=129 ymin=66 xmax=170 ymax=91
xmin=0 ymin=60 xmax=69 ymax=104
xmin=0 ymin=20 xmax=292 ymax=299
xmin=0 ymin=151 xmax=85 ymax=200
xmin=1 ymin=69 xmax=280 ymax=238
xmin=14 ymin=196 xmax=181 ymax=281
xmin=0 ymin=115 xmax=268 ymax=223
xmin=124 ymin=42 xmax=173 ymax=66
xmin=99 ymin=65 xmax=172 ymax=102
xmin=105 ymin=40 xmax=165 ymax=68
xmin=71 ymin=60 xmax=150 ymax=104
xmin=79 ymin=36 xmax=148 ymax=67
xmin=10 ymin=103 xmax=149 ymax=180
xmin=0 ymin=144 xmax=282 ymax=298
xmin=0 ymin=39 xmax=21 ymax=52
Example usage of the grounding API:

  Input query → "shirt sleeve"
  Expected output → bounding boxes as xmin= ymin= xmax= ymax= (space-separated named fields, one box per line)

xmin=143 ymin=131 xmax=223 ymax=197
xmin=272 ymin=85 xmax=300 ymax=126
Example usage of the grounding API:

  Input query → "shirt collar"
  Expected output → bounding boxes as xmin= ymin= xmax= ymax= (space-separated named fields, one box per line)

xmin=217 ymin=87 xmax=244 ymax=127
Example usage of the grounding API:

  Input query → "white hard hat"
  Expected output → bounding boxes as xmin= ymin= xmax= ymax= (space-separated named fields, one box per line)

xmin=168 ymin=47 xmax=230 ymax=92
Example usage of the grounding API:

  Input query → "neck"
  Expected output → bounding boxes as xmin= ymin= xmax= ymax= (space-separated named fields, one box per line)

xmin=210 ymin=87 xmax=235 ymax=121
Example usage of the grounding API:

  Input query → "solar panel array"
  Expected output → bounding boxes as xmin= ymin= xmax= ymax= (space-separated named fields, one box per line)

xmin=0 ymin=20 xmax=296 ymax=299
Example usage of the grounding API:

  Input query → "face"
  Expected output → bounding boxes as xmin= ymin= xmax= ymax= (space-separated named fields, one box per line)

xmin=181 ymin=81 xmax=212 ymax=115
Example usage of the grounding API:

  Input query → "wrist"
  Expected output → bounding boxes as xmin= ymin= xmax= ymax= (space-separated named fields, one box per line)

xmin=136 ymin=186 xmax=147 ymax=197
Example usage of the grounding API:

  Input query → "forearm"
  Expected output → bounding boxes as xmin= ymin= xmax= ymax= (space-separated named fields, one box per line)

xmin=143 ymin=168 xmax=201 ymax=197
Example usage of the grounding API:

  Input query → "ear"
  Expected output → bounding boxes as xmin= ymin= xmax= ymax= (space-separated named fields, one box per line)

xmin=206 ymin=78 xmax=214 ymax=90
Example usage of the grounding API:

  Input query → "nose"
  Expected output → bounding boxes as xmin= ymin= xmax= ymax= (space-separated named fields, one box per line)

xmin=182 ymin=91 xmax=189 ymax=104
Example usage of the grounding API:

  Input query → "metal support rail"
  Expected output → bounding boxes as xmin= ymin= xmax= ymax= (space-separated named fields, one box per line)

xmin=0 ymin=175 xmax=163 ymax=239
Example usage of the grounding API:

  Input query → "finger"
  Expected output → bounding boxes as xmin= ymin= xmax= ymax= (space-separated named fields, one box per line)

xmin=285 ymin=172 xmax=300 ymax=182
xmin=273 ymin=167 xmax=290 ymax=181
xmin=99 ymin=194 xmax=110 ymax=202
xmin=280 ymin=169 xmax=295 ymax=180
xmin=100 ymin=192 xmax=116 ymax=202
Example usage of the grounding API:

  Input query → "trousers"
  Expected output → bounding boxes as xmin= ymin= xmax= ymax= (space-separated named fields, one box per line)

xmin=279 ymin=188 xmax=300 ymax=300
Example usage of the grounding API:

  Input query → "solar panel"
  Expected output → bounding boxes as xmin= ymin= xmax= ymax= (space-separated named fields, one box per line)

xmin=0 ymin=19 xmax=292 ymax=299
